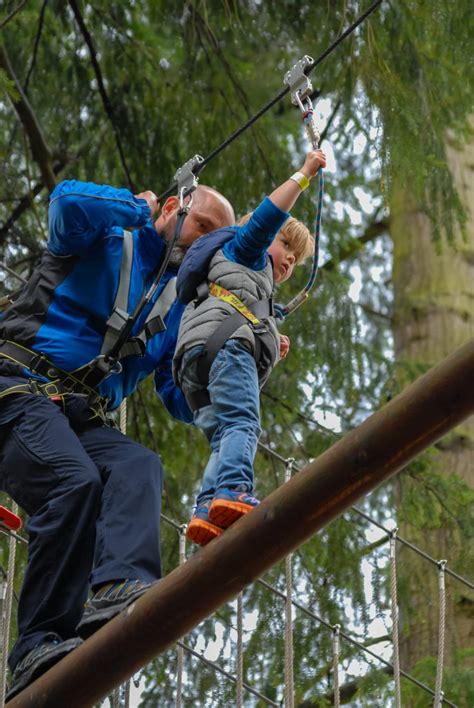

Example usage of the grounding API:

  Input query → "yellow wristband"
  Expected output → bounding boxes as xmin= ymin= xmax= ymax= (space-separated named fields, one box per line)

xmin=289 ymin=171 xmax=310 ymax=191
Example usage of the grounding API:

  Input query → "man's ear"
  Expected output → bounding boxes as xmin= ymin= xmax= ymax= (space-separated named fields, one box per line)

xmin=161 ymin=195 xmax=179 ymax=218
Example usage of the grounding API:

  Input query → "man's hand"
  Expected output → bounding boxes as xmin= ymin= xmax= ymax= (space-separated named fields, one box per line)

xmin=135 ymin=191 xmax=160 ymax=218
xmin=301 ymin=149 xmax=326 ymax=179
xmin=279 ymin=334 xmax=290 ymax=359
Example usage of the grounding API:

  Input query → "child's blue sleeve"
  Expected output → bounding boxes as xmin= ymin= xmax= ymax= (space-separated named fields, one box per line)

xmin=48 ymin=180 xmax=152 ymax=256
xmin=223 ymin=197 xmax=289 ymax=270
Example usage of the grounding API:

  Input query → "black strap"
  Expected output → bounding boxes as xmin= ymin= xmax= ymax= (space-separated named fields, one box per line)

xmin=0 ymin=340 xmax=106 ymax=406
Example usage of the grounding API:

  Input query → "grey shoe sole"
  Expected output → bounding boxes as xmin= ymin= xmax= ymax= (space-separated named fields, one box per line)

xmin=6 ymin=637 xmax=83 ymax=702
xmin=76 ymin=584 xmax=150 ymax=639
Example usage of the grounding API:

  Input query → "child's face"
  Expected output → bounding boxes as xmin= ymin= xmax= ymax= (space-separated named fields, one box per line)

xmin=268 ymin=232 xmax=297 ymax=284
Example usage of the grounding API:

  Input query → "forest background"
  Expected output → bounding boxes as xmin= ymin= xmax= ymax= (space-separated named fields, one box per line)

xmin=0 ymin=1 xmax=472 ymax=706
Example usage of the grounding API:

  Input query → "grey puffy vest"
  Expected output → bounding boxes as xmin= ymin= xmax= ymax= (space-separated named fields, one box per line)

xmin=173 ymin=249 xmax=279 ymax=387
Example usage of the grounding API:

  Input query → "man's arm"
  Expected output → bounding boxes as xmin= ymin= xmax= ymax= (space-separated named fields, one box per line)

xmin=48 ymin=180 xmax=153 ymax=256
xmin=154 ymin=350 xmax=193 ymax=424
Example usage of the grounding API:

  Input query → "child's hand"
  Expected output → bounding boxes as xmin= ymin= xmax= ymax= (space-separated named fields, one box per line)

xmin=301 ymin=149 xmax=326 ymax=179
xmin=279 ymin=334 xmax=290 ymax=359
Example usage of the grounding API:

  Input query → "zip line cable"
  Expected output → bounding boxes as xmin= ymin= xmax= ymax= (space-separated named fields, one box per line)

xmin=157 ymin=0 xmax=382 ymax=202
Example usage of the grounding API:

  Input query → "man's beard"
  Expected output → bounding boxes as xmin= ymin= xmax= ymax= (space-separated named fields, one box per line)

xmin=167 ymin=243 xmax=187 ymax=268
xmin=161 ymin=220 xmax=189 ymax=268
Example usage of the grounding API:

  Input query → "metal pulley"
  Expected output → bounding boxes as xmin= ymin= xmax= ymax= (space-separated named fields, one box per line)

xmin=174 ymin=155 xmax=204 ymax=211
xmin=283 ymin=55 xmax=320 ymax=149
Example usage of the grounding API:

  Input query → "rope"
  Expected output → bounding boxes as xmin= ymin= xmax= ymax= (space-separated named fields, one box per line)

xmin=284 ymin=458 xmax=295 ymax=708
xmin=332 ymin=624 xmax=340 ymax=708
xmin=110 ymin=687 xmax=121 ymax=708
xmin=257 ymin=578 xmax=456 ymax=707
xmin=434 ymin=560 xmax=447 ymax=707
xmin=175 ymin=525 xmax=187 ymax=708
xmin=256 ymin=446 xmax=473 ymax=592
xmin=0 ymin=501 xmax=19 ymax=707
xmin=157 ymin=0 xmax=382 ymax=201
xmin=352 ymin=507 xmax=473 ymax=591
xmin=123 ymin=679 xmax=131 ymax=708
xmin=117 ymin=400 xmax=130 ymax=707
xmin=236 ymin=593 xmax=244 ymax=708
xmin=119 ymin=399 xmax=127 ymax=435
xmin=177 ymin=641 xmax=279 ymax=707
xmin=389 ymin=530 xmax=402 ymax=708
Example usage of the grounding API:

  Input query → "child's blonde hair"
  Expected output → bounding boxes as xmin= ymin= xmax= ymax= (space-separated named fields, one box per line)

xmin=238 ymin=213 xmax=314 ymax=264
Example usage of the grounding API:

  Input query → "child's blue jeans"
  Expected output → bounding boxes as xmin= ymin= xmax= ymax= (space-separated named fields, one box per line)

xmin=179 ymin=339 xmax=262 ymax=505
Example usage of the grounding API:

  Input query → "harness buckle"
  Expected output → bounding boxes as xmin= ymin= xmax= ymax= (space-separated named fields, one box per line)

xmin=28 ymin=351 xmax=49 ymax=376
xmin=93 ymin=355 xmax=123 ymax=377
xmin=41 ymin=381 xmax=61 ymax=398
xmin=28 ymin=379 xmax=41 ymax=395
xmin=105 ymin=307 xmax=132 ymax=335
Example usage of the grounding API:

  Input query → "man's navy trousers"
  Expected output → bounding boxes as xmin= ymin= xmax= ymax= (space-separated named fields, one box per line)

xmin=0 ymin=378 xmax=163 ymax=670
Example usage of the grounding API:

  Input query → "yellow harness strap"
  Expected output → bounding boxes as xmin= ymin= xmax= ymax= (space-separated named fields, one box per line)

xmin=208 ymin=283 xmax=261 ymax=326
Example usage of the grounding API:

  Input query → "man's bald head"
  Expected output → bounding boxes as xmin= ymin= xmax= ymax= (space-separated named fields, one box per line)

xmin=190 ymin=184 xmax=235 ymax=230
xmin=154 ymin=184 xmax=235 ymax=266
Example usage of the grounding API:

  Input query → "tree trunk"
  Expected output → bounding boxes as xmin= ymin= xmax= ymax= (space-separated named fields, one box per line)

xmin=389 ymin=132 xmax=474 ymax=691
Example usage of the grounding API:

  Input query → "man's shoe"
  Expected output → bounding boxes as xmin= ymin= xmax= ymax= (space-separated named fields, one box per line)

xmin=76 ymin=579 xmax=151 ymax=639
xmin=186 ymin=501 xmax=223 ymax=546
xmin=209 ymin=486 xmax=260 ymax=528
xmin=6 ymin=636 xmax=83 ymax=701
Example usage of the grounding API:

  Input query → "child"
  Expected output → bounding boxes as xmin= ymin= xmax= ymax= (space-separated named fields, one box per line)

xmin=173 ymin=149 xmax=326 ymax=545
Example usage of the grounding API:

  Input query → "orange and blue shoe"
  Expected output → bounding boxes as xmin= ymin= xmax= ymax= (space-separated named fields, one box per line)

xmin=186 ymin=501 xmax=223 ymax=546
xmin=209 ymin=486 xmax=260 ymax=529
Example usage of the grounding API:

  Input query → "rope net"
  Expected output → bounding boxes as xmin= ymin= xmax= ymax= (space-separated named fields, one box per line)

xmin=1 ymin=431 xmax=471 ymax=706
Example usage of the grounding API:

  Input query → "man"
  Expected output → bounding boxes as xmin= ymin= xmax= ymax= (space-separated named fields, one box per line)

xmin=0 ymin=179 xmax=234 ymax=699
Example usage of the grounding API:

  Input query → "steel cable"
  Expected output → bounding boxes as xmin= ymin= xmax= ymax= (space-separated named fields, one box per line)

xmin=390 ymin=530 xmax=402 ymax=708
xmin=157 ymin=0 xmax=382 ymax=201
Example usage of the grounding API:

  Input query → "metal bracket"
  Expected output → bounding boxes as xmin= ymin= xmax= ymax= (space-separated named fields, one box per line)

xmin=283 ymin=55 xmax=314 ymax=106
xmin=174 ymin=154 xmax=204 ymax=209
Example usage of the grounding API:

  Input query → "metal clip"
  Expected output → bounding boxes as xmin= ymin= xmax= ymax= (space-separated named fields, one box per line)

xmin=283 ymin=55 xmax=314 ymax=107
xmin=174 ymin=155 xmax=204 ymax=211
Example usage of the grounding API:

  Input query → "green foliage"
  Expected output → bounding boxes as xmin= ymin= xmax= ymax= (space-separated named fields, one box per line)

xmin=401 ymin=648 xmax=474 ymax=707
xmin=0 ymin=1 xmax=472 ymax=705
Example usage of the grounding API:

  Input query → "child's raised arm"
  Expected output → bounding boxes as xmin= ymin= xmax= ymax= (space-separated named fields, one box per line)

xmin=269 ymin=149 xmax=326 ymax=213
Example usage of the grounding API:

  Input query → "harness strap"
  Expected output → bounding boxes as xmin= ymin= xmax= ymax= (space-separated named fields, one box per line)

xmin=186 ymin=298 xmax=273 ymax=412
xmin=0 ymin=340 xmax=106 ymax=410
xmin=208 ymin=282 xmax=262 ymax=325
xmin=100 ymin=230 xmax=134 ymax=358
xmin=118 ymin=277 xmax=177 ymax=359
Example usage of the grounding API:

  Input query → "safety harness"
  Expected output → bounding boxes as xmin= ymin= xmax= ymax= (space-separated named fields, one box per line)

xmin=184 ymin=280 xmax=275 ymax=411
xmin=0 ymin=231 xmax=177 ymax=416
xmin=0 ymin=157 xmax=202 ymax=414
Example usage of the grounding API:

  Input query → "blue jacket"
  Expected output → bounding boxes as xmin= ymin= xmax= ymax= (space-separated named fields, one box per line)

xmin=0 ymin=180 xmax=192 ymax=422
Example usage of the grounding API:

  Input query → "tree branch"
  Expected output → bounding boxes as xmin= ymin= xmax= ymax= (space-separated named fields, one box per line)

xmin=298 ymin=665 xmax=392 ymax=706
xmin=24 ymin=0 xmax=49 ymax=93
xmin=321 ymin=217 xmax=389 ymax=272
xmin=0 ymin=0 xmax=28 ymax=31
xmin=0 ymin=127 xmax=107 ymax=244
xmin=0 ymin=43 xmax=57 ymax=192
xmin=67 ymin=0 xmax=135 ymax=191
